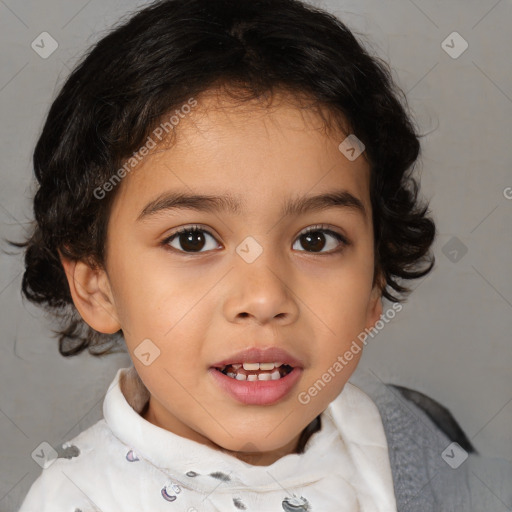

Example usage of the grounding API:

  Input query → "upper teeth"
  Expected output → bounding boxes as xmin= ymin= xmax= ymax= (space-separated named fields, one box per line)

xmin=241 ymin=362 xmax=283 ymax=370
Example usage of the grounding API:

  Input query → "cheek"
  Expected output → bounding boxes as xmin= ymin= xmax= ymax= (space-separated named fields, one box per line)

xmin=300 ymin=254 xmax=374 ymax=390
xmin=300 ymin=337 xmax=363 ymax=413
xmin=308 ymin=262 xmax=374 ymax=336
xmin=108 ymin=253 xmax=216 ymax=358
xmin=107 ymin=245 xmax=183 ymax=318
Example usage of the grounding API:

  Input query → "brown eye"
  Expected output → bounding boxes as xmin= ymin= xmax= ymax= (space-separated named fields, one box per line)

xmin=299 ymin=231 xmax=326 ymax=252
xmin=164 ymin=226 xmax=219 ymax=253
xmin=293 ymin=227 xmax=348 ymax=254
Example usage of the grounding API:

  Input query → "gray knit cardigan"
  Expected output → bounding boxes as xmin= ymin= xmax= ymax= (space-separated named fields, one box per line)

xmin=350 ymin=370 xmax=512 ymax=511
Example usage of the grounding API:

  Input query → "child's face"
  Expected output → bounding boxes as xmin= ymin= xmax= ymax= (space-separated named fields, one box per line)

xmin=92 ymin=90 xmax=382 ymax=464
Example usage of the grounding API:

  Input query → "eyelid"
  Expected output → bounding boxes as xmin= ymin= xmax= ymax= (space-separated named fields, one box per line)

xmin=295 ymin=223 xmax=351 ymax=253
xmin=161 ymin=223 xmax=221 ymax=246
xmin=299 ymin=223 xmax=349 ymax=242
xmin=161 ymin=223 xmax=350 ymax=254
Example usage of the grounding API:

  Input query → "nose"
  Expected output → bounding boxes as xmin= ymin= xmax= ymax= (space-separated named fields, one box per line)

xmin=223 ymin=251 xmax=300 ymax=326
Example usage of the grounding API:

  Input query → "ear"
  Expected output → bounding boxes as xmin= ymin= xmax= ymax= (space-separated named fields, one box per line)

xmin=58 ymin=252 xmax=121 ymax=334
xmin=364 ymin=271 xmax=384 ymax=330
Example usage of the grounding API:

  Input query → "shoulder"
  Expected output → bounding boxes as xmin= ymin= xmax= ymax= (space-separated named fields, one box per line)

xmin=388 ymin=384 xmax=476 ymax=453
xmin=387 ymin=384 xmax=512 ymax=509
xmin=347 ymin=372 xmax=473 ymax=452
xmin=349 ymin=375 xmax=512 ymax=510
xmin=18 ymin=419 xmax=119 ymax=512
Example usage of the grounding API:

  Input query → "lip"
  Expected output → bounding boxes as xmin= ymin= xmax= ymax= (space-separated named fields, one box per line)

xmin=208 ymin=366 xmax=303 ymax=405
xmin=210 ymin=347 xmax=304 ymax=368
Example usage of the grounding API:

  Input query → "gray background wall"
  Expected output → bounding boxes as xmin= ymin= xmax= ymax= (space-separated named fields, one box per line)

xmin=1 ymin=0 xmax=511 ymax=510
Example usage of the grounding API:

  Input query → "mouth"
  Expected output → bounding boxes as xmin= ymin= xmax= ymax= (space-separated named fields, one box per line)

xmin=214 ymin=362 xmax=294 ymax=381
xmin=209 ymin=346 xmax=304 ymax=405
xmin=210 ymin=346 xmax=303 ymax=381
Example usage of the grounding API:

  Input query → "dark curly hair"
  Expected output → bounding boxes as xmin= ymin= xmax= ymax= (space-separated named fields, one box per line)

xmin=14 ymin=0 xmax=436 ymax=359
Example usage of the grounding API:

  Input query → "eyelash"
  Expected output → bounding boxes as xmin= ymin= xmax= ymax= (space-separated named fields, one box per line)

xmin=161 ymin=224 xmax=350 ymax=255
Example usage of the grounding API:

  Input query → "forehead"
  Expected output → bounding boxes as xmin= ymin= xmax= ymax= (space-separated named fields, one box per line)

xmin=111 ymin=88 xmax=372 ymax=222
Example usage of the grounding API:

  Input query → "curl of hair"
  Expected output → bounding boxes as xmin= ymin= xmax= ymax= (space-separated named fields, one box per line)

xmin=14 ymin=0 xmax=436 ymax=357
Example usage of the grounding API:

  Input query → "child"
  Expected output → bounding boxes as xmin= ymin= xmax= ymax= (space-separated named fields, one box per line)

xmin=16 ymin=0 xmax=511 ymax=510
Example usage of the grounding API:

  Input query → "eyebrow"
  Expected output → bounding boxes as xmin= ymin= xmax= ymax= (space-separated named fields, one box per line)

xmin=137 ymin=189 xmax=367 ymax=223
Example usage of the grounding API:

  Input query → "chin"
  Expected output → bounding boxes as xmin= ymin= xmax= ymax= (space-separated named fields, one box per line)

xmin=213 ymin=431 xmax=298 ymax=458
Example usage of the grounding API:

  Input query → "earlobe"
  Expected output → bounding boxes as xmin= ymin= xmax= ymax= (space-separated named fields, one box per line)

xmin=58 ymin=252 xmax=121 ymax=334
